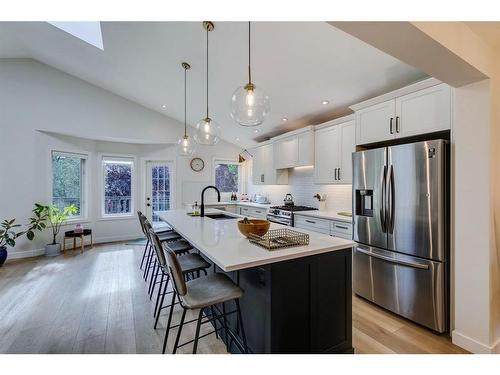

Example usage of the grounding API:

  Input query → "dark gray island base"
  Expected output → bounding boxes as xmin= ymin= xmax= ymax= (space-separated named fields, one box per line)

xmin=207 ymin=247 xmax=353 ymax=354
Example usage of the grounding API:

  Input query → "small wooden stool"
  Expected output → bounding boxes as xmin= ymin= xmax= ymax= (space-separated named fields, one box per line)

xmin=63 ymin=229 xmax=93 ymax=254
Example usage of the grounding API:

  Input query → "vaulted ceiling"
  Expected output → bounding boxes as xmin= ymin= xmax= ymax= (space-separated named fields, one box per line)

xmin=0 ymin=21 xmax=427 ymax=147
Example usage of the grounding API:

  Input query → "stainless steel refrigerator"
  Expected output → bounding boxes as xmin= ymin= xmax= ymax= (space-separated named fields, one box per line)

xmin=352 ymin=139 xmax=448 ymax=332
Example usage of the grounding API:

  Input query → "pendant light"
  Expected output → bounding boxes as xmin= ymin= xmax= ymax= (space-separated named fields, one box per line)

xmin=194 ymin=21 xmax=221 ymax=146
xmin=177 ymin=62 xmax=196 ymax=156
xmin=230 ymin=22 xmax=270 ymax=127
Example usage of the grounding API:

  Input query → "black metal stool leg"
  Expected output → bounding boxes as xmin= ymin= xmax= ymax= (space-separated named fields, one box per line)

xmin=235 ymin=299 xmax=248 ymax=353
xmin=172 ymin=308 xmax=187 ymax=354
xmin=143 ymin=246 xmax=153 ymax=280
xmin=163 ymin=291 xmax=177 ymax=353
xmin=221 ymin=302 xmax=229 ymax=345
xmin=140 ymin=238 xmax=150 ymax=270
xmin=192 ymin=308 xmax=204 ymax=354
xmin=210 ymin=306 xmax=219 ymax=339
xmin=154 ymin=275 xmax=170 ymax=329
xmin=153 ymin=272 xmax=164 ymax=317
xmin=148 ymin=259 xmax=158 ymax=298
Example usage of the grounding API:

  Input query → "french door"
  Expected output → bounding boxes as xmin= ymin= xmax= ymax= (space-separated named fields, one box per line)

xmin=145 ymin=161 xmax=174 ymax=225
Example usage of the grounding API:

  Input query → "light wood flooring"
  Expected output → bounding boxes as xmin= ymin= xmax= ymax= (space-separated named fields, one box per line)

xmin=0 ymin=242 xmax=468 ymax=354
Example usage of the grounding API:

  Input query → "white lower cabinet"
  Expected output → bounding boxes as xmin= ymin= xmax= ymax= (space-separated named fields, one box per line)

xmin=294 ymin=214 xmax=352 ymax=240
xmin=238 ymin=206 xmax=267 ymax=219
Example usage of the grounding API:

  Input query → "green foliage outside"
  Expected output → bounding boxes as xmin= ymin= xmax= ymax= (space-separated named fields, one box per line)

xmin=215 ymin=164 xmax=239 ymax=193
xmin=52 ymin=153 xmax=82 ymax=215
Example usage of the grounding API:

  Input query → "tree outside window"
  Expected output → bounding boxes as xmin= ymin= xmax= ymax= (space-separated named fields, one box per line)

xmin=102 ymin=159 xmax=134 ymax=216
xmin=215 ymin=162 xmax=240 ymax=193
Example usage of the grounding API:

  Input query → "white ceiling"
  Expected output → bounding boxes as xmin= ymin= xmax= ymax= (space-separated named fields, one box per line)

xmin=0 ymin=21 xmax=426 ymax=147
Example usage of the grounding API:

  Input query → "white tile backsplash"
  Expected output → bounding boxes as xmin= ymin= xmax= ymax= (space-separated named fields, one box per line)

xmin=245 ymin=160 xmax=352 ymax=212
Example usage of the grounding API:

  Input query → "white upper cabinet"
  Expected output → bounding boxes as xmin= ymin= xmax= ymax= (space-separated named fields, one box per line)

xmin=355 ymin=99 xmax=396 ymax=145
xmin=273 ymin=136 xmax=298 ymax=169
xmin=251 ymin=143 xmax=288 ymax=185
xmin=314 ymin=118 xmax=355 ymax=184
xmin=351 ymin=79 xmax=452 ymax=146
xmin=272 ymin=127 xmax=314 ymax=169
xmin=395 ymin=84 xmax=451 ymax=138
xmin=338 ymin=120 xmax=355 ymax=183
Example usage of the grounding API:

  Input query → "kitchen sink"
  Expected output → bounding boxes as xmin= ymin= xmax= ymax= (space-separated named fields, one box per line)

xmin=204 ymin=213 xmax=238 ymax=220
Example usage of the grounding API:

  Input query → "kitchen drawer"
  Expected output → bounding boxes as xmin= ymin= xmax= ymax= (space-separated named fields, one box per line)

xmin=294 ymin=215 xmax=331 ymax=235
xmin=331 ymin=221 xmax=352 ymax=239
xmin=239 ymin=206 xmax=268 ymax=219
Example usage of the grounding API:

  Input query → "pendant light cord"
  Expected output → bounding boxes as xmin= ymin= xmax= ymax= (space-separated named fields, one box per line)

xmin=206 ymin=25 xmax=209 ymax=119
xmin=248 ymin=21 xmax=252 ymax=85
xmin=184 ymin=65 xmax=187 ymax=137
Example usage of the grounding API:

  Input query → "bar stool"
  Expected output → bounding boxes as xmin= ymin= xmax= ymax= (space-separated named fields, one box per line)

xmin=162 ymin=241 xmax=249 ymax=354
xmin=148 ymin=229 xmax=211 ymax=330
xmin=144 ymin=222 xmax=193 ymax=299
xmin=137 ymin=211 xmax=180 ymax=275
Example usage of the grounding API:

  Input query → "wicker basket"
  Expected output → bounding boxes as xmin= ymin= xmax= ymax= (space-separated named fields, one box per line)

xmin=248 ymin=228 xmax=309 ymax=251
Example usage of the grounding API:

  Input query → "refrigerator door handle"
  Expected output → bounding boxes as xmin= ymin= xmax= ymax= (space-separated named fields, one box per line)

xmin=355 ymin=247 xmax=430 ymax=270
xmin=387 ymin=164 xmax=395 ymax=233
xmin=380 ymin=165 xmax=387 ymax=233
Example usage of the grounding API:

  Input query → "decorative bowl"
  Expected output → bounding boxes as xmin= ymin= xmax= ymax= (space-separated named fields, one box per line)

xmin=237 ymin=219 xmax=270 ymax=238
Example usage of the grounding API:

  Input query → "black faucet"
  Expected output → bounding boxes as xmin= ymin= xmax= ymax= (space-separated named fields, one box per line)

xmin=200 ymin=185 xmax=221 ymax=217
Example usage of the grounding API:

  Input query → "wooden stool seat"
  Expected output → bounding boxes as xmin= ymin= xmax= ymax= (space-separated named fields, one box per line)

xmin=63 ymin=229 xmax=93 ymax=254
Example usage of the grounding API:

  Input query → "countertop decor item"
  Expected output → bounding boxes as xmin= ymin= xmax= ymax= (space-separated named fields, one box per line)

xmin=248 ymin=228 xmax=309 ymax=250
xmin=177 ymin=62 xmax=196 ymax=156
xmin=237 ymin=218 xmax=270 ymax=238
xmin=194 ymin=21 xmax=221 ymax=145
xmin=231 ymin=21 xmax=270 ymax=127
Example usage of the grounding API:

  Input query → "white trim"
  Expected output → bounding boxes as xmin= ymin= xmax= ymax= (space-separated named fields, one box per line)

xmin=5 ymin=248 xmax=46 ymax=260
xmin=98 ymin=153 xmax=137 ymax=219
xmin=452 ymin=330 xmax=500 ymax=354
xmin=349 ymin=77 xmax=442 ymax=111
xmin=314 ymin=114 xmax=355 ymax=130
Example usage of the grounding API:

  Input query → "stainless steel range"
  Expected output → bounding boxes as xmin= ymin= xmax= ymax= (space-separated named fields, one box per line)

xmin=267 ymin=205 xmax=318 ymax=226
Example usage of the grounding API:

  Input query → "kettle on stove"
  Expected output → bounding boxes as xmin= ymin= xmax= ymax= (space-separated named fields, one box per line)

xmin=283 ymin=193 xmax=294 ymax=206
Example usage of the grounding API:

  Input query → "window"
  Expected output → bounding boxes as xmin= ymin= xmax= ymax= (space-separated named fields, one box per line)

xmin=51 ymin=151 xmax=87 ymax=218
xmin=214 ymin=160 xmax=241 ymax=193
xmin=102 ymin=156 xmax=135 ymax=217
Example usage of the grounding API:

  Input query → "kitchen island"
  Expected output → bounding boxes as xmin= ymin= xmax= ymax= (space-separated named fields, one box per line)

xmin=159 ymin=209 xmax=354 ymax=354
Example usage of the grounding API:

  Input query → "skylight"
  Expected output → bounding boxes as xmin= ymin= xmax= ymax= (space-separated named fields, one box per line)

xmin=48 ymin=22 xmax=104 ymax=50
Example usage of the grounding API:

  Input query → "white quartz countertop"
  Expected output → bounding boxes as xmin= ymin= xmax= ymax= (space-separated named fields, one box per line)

xmin=293 ymin=210 xmax=353 ymax=223
xmin=159 ymin=209 xmax=353 ymax=272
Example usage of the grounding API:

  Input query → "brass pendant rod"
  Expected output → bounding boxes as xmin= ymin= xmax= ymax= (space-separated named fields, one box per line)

xmin=206 ymin=24 xmax=209 ymax=119
xmin=248 ymin=21 xmax=252 ymax=85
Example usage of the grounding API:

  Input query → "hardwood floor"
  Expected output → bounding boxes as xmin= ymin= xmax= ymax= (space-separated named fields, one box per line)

xmin=0 ymin=242 xmax=468 ymax=354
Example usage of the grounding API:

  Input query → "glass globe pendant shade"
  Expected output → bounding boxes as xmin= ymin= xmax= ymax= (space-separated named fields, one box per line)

xmin=231 ymin=83 xmax=270 ymax=127
xmin=177 ymin=135 xmax=196 ymax=156
xmin=194 ymin=117 xmax=221 ymax=145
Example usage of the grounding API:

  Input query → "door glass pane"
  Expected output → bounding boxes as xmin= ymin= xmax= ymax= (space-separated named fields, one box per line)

xmin=150 ymin=165 xmax=170 ymax=222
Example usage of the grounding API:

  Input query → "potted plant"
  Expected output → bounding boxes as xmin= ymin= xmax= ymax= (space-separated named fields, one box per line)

xmin=40 ymin=204 xmax=78 ymax=256
xmin=0 ymin=204 xmax=48 ymax=266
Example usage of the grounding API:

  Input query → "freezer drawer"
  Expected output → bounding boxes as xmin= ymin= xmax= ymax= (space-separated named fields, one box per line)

xmin=353 ymin=244 xmax=447 ymax=332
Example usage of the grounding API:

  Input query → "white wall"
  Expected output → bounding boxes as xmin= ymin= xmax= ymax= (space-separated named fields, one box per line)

xmin=452 ymin=79 xmax=498 ymax=353
xmin=0 ymin=59 xmax=240 ymax=259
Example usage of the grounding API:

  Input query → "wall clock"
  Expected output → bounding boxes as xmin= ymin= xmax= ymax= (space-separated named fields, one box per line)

xmin=190 ymin=157 xmax=205 ymax=172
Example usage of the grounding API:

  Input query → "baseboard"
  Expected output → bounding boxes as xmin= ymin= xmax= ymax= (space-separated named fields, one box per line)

xmin=6 ymin=248 xmax=46 ymax=260
xmin=4 ymin=233 xmax=142 ymax=262
xmin=452 ymin=330 xmax=500 ymax=353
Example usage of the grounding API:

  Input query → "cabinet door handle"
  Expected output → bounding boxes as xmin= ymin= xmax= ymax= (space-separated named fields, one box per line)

xmin=260 ymin=174 xmax=264 ymax=183
xmin=335 ymin=225 xmax=349 ymax=230
xmin=390 ymin=117 xmax=394 ymax=134
xmin=334 ymin=168 xmax=338 ymax=180
xmin=255 ymin=210 xmax=261 ymax=213
xmin=305 ymin=219 xmax=316 ymax=224
xmin=395 ymin=116 xmax=400 ymax=133
xmin=338 ymin=168 xmax=341 ymax=180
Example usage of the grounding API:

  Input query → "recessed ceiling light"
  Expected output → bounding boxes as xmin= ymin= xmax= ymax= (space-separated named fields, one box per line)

xmin=281 ymin=117 xmax=288 ymax=122
xmin=322 ymin=100 xmax=329 ymax=105
xmin=254 ymin=129 xmax=259 ymax=133
xmin=161 ymin=104 xmax=167 ymax=109
xmin=236 ymin=137 xmax=240 ymax=141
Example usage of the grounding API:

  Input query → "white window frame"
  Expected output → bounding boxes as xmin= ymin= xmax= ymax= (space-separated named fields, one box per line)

xmin=100 ymin=153 xmax=136 ymax=219
xmin=50 ymin=150 xmax=88 ymax=222
xmin=212 ymin=158 xmax=242 ymax=195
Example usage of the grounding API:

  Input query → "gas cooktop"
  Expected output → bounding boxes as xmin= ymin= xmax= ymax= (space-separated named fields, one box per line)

xmin=270 ymin=205 xmax=318 ymax=212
